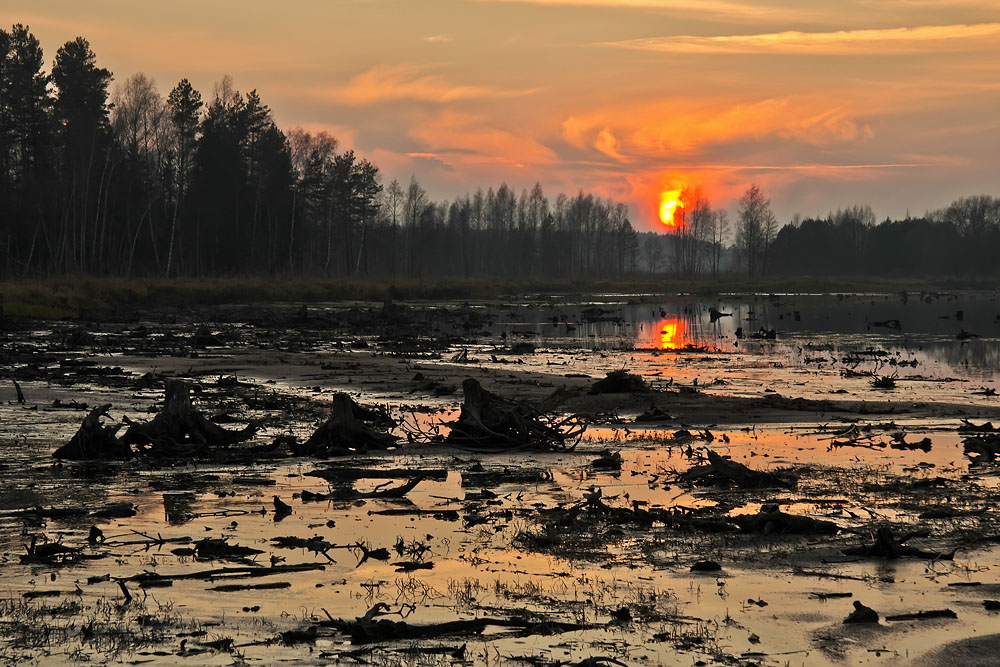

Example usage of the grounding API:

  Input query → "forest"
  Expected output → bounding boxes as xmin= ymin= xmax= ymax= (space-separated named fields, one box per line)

xmin=2 ymin=24 xmax=998 ymax=282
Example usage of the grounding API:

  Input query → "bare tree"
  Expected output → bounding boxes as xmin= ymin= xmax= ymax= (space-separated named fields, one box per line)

xmin=669 ymin=186 xmax=712 ymax=276
xmin=644 ymin=234 xmax=664 ymax=273
xmin=403 ymin=175 xmax=427 ymax=277
xmin=384 ymin=178 xmax=403 ymax=275
xmin=708 ymin=209 xmax=729 ymax=278
xmin=736 ymin=184 xmax=777 ymax=276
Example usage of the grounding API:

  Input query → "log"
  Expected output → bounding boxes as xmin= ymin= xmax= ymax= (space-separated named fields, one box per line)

xmin=732 ymin=505 xmax=839 ymax=535
xmin=842 ymin=526 xmax=954 ymax=560
xmin=321 ymin=614 xmax=590 ymax=644
xmin=123 ymin=562 xmax=326 ymax=585
xmin=679 ymin=450 xmax=796 ymax=489
xmin=885 ymin=609 xmax=956 ymax=622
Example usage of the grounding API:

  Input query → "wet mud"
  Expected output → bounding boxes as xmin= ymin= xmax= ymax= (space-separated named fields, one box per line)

xmin=2 ymin=291 xmax=1000 ymax=665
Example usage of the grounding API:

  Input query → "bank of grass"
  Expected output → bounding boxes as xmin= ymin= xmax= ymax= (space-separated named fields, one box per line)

xmin=0 ymin=274 xmax=994 ymax=320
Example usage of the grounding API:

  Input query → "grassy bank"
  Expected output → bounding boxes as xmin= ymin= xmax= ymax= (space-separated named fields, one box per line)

xmin=0 ymin=274 xmax=994 ymax=320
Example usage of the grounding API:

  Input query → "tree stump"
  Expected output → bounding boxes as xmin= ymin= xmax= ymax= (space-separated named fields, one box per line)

xmin=293 ymin=393 xmax=397 ymax=457
xmin=122 ymin=380 xmax=257 ymax=456
xmin=53 ymin=404 xmax=133 ymax=460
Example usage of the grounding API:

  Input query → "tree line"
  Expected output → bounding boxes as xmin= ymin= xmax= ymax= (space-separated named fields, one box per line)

xmin=0 ymin=25 xmax=640 ymax=279
xmin=3 ymin=25 xmax=996 ymax=281
xmin=766 ymin=197 xmax=1000 ymax=278
xmin=636 ymin=185 xmax=998 ymax=279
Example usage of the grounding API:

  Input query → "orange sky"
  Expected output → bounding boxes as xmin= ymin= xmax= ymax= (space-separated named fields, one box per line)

xmin=9 ymin=0 xmax=1000 ymax=229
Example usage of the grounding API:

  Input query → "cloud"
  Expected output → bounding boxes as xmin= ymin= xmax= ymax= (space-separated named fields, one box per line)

xmin=605 ymin=23 xmax=1000 ymax=55
xmin=564 ymin=96 xmax=872 ymax=164
xmin=423 ymin=34 xmax=454 ymax=43
xmin=327 ymin=65 xmax=539 ymax=105
xmin=594 ymin=128 xmax=628 ymax=161
xmin=471 ymin=0 xmax=812 ymax=20
xmin=409 ymin=110 xmax=558 ymax=168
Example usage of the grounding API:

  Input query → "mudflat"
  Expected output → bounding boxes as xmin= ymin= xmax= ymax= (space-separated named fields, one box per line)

xmin=2 ymin=291 xmax=999 ymax=666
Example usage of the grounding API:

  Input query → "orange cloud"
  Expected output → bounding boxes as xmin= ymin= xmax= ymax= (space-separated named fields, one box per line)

xmin=606 ymin=23 xmax=1000 ymax=55
xmin=593 ymin=128 xmax=628 ymax=161
xmin=472 ymin=0 xmax=816 ymax=21
xmin=564 ymin=96 xmax=870 ymax=161
xmin=329 ymin=65 xmax=540 ymax=105
xmin=408 ymin=110 xmax=558 ymax=168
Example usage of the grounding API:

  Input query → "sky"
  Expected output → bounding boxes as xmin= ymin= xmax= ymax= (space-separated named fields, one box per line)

xmin=8 ymin=0 xmax=1000 ymax=230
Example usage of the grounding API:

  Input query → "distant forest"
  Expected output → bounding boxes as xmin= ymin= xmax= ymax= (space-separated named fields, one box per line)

xmin=2 ymin=25 xmax=998 ymax=281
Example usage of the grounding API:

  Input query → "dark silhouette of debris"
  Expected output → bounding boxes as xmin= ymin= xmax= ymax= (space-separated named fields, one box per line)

xmin=843 ymin=601 xmax=879 ymax=624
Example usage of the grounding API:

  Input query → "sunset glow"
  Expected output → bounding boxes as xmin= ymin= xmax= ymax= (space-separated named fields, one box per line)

xmin=13 ymin=1 xmax=1000 ymax=226
xmin=658 ymin=189 xmax=684 ymax=228
xmin=657 ymin=318 xmax=688 ymax=350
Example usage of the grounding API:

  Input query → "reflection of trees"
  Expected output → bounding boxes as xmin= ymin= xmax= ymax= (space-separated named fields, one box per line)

xmin=912 ymin=342 xmax=1000 ymax=377
xmin=494 ymin=297 xmax=1000 ymax=375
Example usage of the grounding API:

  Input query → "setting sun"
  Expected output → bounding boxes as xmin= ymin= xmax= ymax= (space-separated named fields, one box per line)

xmin=659 ymin=188 xmax=684 ymax=227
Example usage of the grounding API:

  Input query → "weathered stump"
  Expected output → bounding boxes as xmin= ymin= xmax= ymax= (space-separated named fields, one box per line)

xmin=53 ymin=404 xmax=133 ymax=460
xmin=293 ymin=393 xmax=397 ymax=457
xmin=446 ymin=378 xmax=581 ymax=450
xmin=122 ymin=380 xmax=257 ymax=456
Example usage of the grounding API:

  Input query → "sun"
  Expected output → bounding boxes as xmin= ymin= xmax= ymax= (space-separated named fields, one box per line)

xmin=659 ymin=188 xmax=684 ymax=227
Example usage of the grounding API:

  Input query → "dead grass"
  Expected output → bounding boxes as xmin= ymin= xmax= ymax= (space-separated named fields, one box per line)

xmin=1 ymin=274 xmax=992 ymax=320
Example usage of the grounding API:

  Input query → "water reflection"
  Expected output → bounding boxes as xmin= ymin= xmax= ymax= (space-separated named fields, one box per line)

xmin=656 ymin=317 xmax=687 ymax=350
xmin=483 ymin=292 xmax=1000 ymax=377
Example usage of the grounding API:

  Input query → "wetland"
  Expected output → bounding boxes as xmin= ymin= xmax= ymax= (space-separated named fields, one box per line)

xmin=2 ymin=289 xmax=1000 ymax=666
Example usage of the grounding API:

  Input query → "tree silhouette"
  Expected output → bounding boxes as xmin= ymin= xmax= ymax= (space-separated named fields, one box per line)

xmin=166 ymin=78 xmax=202 ymax=276
xmin=52 ymin=36 xmax=112 ymax=272
xmin=735 ymin=184 xmax=777 ymax=277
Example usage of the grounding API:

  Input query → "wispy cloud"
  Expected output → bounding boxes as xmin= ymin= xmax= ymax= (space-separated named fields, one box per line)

xmin=606 ymin=23 xmax=1000 ymax=55
xmin=472 ymin=0 xmax=812 ymax=20
xmin=327 ymin=65 xmax=539 ymax=105
xmin=423 ymin=34 xmax=454 ymax=43
xmin=409 ymin=110 xmax=558 ymax=168
xmin=564 ymin=96 xmax=871 ymax=163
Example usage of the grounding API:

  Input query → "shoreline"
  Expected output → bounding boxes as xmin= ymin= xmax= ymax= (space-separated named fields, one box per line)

xmin=2 ymin=274 xmax=997 ymax=320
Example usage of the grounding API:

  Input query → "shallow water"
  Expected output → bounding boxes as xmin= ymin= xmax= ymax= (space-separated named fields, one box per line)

xmin=2 ymin=292 xmax=1000 ymax=665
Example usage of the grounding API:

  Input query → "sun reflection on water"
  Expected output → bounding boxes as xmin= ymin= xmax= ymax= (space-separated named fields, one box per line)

xmin=657 ymin=317 xmax=687 ymax=350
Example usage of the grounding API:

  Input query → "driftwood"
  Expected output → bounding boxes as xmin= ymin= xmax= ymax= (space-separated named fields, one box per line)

xmin=122 ymin=381 xmax=257 ymax=456
xmin=208 ymin=581 xmax=291 ymax=592
xmin=679 ymin=450 xmax=796 ymax=489
xmin=885 ymin=609 xmax=956 ymax=622
xmin=171 ymin=538 xmax=264 ymax=561
xmin=271 ymin=535 xmax=346 ymax=562
xmin=306 ymin=467 xmax=447 ymax=483
xmin=446 ymin=378 xmax=584 ymax=450
xmin=963 ymin=433 xmax=1000 ymax=462
xmin=20 ymin=534 xmax=85 ymax=565
xmin=321 ymin=610 xmax=591 ymax=645
xmin=53 ymin=404 xmax=133 ymax=460
xmin=532 ymin=486 xmax=737 ymax=538
xmin=302 ymin=476 xmax=427 ymax=502
xmin=0 ymin=502 xmax=136 ymax=521
xmin=842 ymin=526 xmax=955 ymax=560
xmin=732 ymin=505 xmax=839 ymax=535
xmin=590 ymin=370 xmax=648 ymax=394
xmin=843 ymin=601 xmax=879 ymax=624
xmin=293 ymin=393 xmax=397 ymax=457
xmin=123 ymin=562 xmax=327 ymax=585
